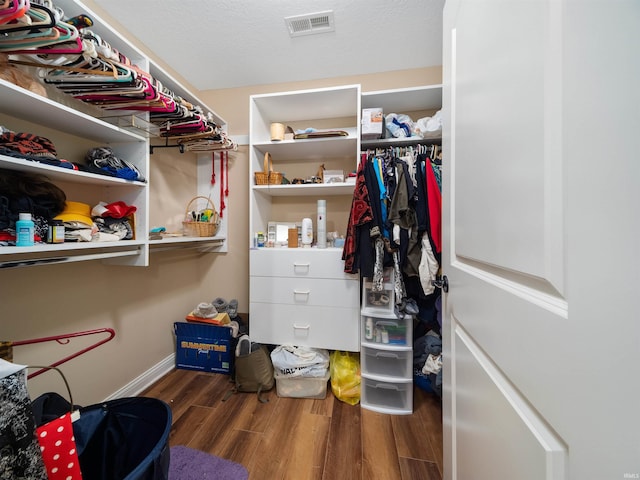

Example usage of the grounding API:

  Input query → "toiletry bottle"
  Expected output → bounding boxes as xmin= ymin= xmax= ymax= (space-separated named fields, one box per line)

xmin=365 ymin=317 xmax=374 ymax=340
xmin=301 ymin=218 xmax=313 ymax=247
xmin=316 ymin=199 xmax=326 ymax=248
xmin=15 ymin=212 xmax=35 ymax=247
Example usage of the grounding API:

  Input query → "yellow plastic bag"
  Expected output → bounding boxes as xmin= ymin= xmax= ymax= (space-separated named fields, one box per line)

xmin=329 ymin=350 xmax=361 ymax=405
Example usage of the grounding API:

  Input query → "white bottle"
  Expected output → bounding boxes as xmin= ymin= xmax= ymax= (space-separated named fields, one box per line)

xmin=316 ymin=199 xmax=326 ymax=248
xmin=365 ymin=317 xmax=374 ymax=340
xmin=301 ymin=218 xmax=313 ymax=247
xmin=15 ymin=213 xmax=35 ymax=247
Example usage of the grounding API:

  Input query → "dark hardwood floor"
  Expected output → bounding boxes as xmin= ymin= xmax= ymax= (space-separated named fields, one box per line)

xmin=140 ymin=368 xmax=443 ymax=480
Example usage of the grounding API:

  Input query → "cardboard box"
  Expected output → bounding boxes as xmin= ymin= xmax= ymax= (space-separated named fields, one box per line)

xmin=361 ymin=107 xmax=384 ymax=140
xmin=174 ymin=322 xmax=233 ymax=374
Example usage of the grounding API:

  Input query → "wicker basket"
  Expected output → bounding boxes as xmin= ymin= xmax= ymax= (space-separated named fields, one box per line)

xmin=182 ymin=196 xmax=220 ymax=237
xmin=254 ymin=152 xmax=283 ymax=185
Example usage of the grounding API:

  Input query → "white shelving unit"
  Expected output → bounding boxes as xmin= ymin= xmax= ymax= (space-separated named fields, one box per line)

xmin=361 ymin=84 xmax=443 ymax=148
xmin=0 ymin=0 xmax=229 ymax=268
xmin=248 ymin=85 xmax=361 ymax=351
xmin=359 ymin=270 xmax=414 ymax=415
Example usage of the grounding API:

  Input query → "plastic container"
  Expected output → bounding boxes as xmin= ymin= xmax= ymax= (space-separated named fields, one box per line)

xmin=360 ymin=376 xmax=413 ymax=415
xmin=316 ymin=200 xmax=326 ymax=248
xmin=274 ymin=370 xmax=330 ymax=399
xmin=15 ymin=212 xmax=35 ymax=246
xmin=301 ymin=217 xmax=313 ymax=247
xmin=47 ymin=220 xmax=65 ymax=244
xmin=361 ymin=315 xmax=410 ymax=347
xmin=361 ymin=346 xmax=413 ymax=379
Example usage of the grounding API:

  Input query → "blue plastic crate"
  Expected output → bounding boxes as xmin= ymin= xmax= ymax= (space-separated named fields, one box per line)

xmin=174 ymin=322 xmax=232 ymax=374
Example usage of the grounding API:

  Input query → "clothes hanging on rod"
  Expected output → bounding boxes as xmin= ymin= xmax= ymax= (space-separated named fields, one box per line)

xmin=345 ymin=146 xmax=442 ymax=311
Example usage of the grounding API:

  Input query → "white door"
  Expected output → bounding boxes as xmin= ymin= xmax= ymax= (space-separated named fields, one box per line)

xmin=442 ymin=1 xmax=640 ymax=479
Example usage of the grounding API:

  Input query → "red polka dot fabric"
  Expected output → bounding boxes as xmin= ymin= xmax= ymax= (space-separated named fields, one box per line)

xmin=36 ymin=412 xmax=83 ymax=480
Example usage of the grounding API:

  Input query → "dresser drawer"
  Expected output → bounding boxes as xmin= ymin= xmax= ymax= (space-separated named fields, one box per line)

xmin=250 ymin=248 xmax=354 ymax=279
xmin=249 ymin=302 xmax=360 ymax=351
xmin=250 ymin=276 xmax=358 ymax=308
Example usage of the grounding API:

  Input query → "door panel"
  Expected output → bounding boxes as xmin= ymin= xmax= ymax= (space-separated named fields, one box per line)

xmin=454 ymin=321 xmax=566 ymax=480
xmin=443 ymin=0 xmax=640 ymax=479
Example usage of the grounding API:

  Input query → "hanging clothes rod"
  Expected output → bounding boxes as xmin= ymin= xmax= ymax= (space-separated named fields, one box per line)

xmin=13 ymin=328 xmax=116 ymax=379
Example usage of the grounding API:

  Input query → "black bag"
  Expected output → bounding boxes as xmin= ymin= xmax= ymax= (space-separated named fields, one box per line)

xmin=224 ymin=337 xmax=274 ymax=403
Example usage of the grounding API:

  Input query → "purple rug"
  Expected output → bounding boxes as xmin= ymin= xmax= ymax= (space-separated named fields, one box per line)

xmin=169 ymin=446 xmax=248 ymax=480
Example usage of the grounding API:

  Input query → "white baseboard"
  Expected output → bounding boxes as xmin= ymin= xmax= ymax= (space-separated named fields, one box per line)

xmin=103 ymin=353 xmax=175 ymax=401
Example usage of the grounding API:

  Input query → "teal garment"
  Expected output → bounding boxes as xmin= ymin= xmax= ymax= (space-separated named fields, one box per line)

xmin=431 ymin=161 xmax=442 ymax=192
xmin=372 ymin=157 xmax=389 ymax=238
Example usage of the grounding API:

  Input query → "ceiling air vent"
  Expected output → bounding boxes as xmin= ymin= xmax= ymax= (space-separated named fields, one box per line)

xmin=285 ymin=11 xmax=335 ymax=37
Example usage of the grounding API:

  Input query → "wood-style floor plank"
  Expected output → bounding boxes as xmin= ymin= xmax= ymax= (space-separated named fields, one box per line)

xmin=141 ymin=369 xmax=443 ymax=480
xmin=415 ymin=389 xmax=444 ymax=476
xmin=398 ymin=457 xmax=442 ymax=480
xmin=322 ymin=399 xmax=362 ymax=480
xmin=362 ymin=409 xmax=403 ymax=480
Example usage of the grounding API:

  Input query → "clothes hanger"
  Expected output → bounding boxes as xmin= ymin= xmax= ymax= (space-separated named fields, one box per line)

xmin=11 ymin=327 xmax=116 ymax=379
xmin=0 ymin=4 xmax=57 ymax=34
xmin=0 ymin=0 xmax=29 ymax=25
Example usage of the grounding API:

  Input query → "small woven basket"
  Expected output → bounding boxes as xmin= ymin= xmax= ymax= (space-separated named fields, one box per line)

xmin=182 ymin=196 xmax=220 ymax=237
xmin=254 ymin=152 xmax=283 ymax=185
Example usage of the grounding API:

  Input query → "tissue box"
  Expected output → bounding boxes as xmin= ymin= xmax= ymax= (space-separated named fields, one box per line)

xmin=361 ymin=108 xmax=384 ymax=140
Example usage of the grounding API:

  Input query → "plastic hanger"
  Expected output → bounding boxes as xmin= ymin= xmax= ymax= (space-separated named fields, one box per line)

xmin=12 ymin=328 xmax=116 ymax=379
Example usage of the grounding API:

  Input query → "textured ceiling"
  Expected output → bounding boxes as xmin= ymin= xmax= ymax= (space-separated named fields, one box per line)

xmin=93 ymin=0 xmax=445 ymax=91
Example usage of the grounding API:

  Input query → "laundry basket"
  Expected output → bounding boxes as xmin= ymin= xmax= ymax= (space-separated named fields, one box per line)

xmin=73 ymin=397 xmax=171 ymax=480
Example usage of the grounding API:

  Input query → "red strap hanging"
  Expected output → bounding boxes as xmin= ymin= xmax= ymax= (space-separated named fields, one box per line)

xmin=211 ymin=152 xmax=216 ymax=185
xmin=224 ymin=150 xmax=229 ymax=197
xmin=219 ymin=151 xmax=226 ymax=217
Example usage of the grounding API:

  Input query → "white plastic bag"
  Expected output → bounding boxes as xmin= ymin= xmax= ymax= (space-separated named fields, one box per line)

xmin=270 ymin=345 xmax=330 ymax=378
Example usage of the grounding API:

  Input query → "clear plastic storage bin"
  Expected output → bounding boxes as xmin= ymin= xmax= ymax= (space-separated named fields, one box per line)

xmin=360 ymin=376 xmax=413 ymax=415
xmin=361 ymin=346 xmax=413 ymax=379
xmin=361 ymin=315 xmax=411 ymax=347
xmin=274 ymin=370 xmax=331 ymax=399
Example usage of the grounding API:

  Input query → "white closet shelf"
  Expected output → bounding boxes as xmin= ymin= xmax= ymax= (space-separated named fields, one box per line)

xmin=361 ymin=85 xmax=443 ymax=112
xmin=252 ymin=183 xmax=354 ymax=197
xmin=2 ymin=240 xmax=144 ymax=254
xmin=361 ymin=135 xmax=441 ymax=148
xmin=0 ymin=80 xmax=146 ymax=144
xmin=252 ymin=133 xmax=358 ymax=160
xmin=0 ymin=155 xmax=147 ymax=187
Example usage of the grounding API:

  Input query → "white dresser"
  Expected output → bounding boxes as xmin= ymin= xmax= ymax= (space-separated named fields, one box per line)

xmin=249 ymin=248 xmax=360 ymax=351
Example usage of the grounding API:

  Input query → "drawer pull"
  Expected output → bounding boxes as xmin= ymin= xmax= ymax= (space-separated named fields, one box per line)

xmin=293 ymin=289 xmax=311 ymax=295
xmin=374 ymin=352 xmax=399 ymax=360
xmin=293 ymin=262 xmax=311 ymax=272
xmin=293 ymin=324 xmax=311 ymax=330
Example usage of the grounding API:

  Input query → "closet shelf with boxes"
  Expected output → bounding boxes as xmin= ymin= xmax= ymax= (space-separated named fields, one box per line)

xmin=0 ymin=0 xmax=232 ymax=268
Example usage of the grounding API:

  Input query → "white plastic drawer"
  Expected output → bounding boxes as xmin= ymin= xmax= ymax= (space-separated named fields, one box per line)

xmin=361 ymin=281 xmax=395 ymax=315
xmin=361 ymin=346 xmax=412 ymax=380
xmin=250 ymin=248 xmax=354 ymax=279
xmin=250 ymin=276 xmax=358 ymax=309
xmin=249 ymin=302 xmax=360 ymax=352
xmin=360 ymin=376 xmax=413 ymax=415
xmin=361 ymin=314 xmax=412 ymax=348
